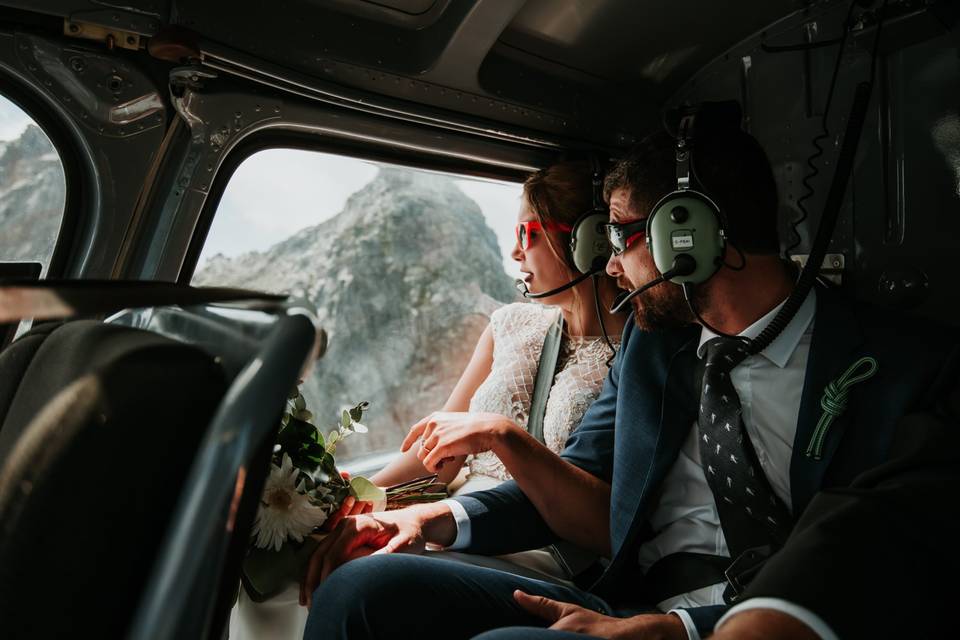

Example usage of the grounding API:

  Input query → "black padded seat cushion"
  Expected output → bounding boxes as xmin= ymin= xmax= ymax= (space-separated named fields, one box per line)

xmin=0 ymin=320 xmax=226 ymax=639
xmin=0 ymin=321 xmax=62 ymax=439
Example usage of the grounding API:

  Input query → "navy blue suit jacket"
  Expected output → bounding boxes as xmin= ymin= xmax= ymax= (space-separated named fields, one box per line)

xmin=452 ymin=288 xmax=959 ymax=635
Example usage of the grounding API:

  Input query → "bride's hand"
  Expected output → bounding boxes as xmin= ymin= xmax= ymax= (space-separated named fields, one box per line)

xmin=401 ymin=411 xmax=516 ymax=473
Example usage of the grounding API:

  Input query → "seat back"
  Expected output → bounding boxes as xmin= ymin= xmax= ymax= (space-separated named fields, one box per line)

xmin=0 ymin=321 xmax=61 ymax=448
xmin=0 ymin=320 xmax=226 ymax=639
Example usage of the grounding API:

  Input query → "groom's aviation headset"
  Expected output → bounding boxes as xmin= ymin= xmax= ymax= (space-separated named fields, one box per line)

xmin=608 ymin=104 xmax=743 ymax=338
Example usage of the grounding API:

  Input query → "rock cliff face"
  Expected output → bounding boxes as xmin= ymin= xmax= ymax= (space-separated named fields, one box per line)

xmin=196 ymin=167 xmax=519 ymax=460
xmin=0 ymin=125 xmax=66 ymax=265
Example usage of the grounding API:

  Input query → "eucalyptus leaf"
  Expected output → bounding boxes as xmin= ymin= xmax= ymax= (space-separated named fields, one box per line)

xmin=350 ymin=475 xmax=387 ymax=511
xmin=341 ymin=409 xmax=351 ymax=429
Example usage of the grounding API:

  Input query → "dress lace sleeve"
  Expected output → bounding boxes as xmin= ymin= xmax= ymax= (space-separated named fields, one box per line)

xmin=465 ymin=302 xmax=618 ymax=482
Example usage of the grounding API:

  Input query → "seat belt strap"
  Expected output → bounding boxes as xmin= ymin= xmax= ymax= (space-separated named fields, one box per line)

xmin=527 ymin=309 xmax=563 ymax=444
xmin=644 ymin=546 xmax=774 ymax=605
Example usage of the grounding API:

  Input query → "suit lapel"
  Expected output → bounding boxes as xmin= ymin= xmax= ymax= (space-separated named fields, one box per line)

xmin=790 ymin=289 xmax=864 ymax=516
xmin=609 ymin=329 xmax=699 ymax=564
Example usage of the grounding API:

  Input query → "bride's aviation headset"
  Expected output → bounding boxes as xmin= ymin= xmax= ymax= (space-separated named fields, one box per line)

xmin=515 ymin=158 xmax=617 ymax=358
xmin=515 ymin=160 xmax=612 ymax=300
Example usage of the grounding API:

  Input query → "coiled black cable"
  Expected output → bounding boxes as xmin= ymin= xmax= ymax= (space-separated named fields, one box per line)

xmin=787 ymin=0 xmax=860 ymax=258
xmin=749 ymin=0 xmax=889 ymax=357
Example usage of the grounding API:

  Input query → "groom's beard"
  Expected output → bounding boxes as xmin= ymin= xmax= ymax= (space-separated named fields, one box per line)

xmin=627 ymin=277 xmax=701 ymax=332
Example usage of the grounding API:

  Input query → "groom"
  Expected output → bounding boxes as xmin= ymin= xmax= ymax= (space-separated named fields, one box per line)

xmin=300 ymin=113 xmax=959 ymax=639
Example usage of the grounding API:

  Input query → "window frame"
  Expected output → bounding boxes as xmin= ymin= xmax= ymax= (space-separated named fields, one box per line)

xmin=179 ymin=128 xmax=533 ymax=284
xmin=183 ymin=130 xmax=537 ymax=470
xmin=0 ymin=64 xmax=85 ymax=279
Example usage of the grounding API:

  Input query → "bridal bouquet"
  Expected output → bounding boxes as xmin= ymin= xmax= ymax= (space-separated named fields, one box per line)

xmin=240 ymin=389 xmax=448 ymax=601
xmin=252 ymin=391 xmax=383 ymax=553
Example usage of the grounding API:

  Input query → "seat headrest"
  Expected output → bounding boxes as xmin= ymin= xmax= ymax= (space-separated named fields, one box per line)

xmin=0 ymin=320 xmax=226 ymax=639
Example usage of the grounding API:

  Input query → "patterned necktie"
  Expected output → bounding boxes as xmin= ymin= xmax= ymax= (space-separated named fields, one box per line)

xmin=697 ymin=337 xmax=792 ymax=558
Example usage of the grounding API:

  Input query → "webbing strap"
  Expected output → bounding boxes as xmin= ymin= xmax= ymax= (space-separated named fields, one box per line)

xmin=527 ymin=310 xmax=564 ymax=444
xmin=643 ymin=552 xmax=731 ymax=605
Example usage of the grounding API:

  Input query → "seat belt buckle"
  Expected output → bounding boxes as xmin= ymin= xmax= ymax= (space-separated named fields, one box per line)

xmin=722 ymin=545 xmax=773 ymax=604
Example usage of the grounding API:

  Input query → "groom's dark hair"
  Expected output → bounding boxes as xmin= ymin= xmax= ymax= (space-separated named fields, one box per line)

xmin=603 ymin=128 xmax=781 ymax=255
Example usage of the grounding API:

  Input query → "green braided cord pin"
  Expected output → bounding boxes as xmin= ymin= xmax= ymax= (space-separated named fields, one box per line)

xmin=805 ymin=356 xmax=879 ymax=460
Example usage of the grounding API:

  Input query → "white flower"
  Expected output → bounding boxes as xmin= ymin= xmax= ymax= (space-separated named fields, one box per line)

xmin=252 ymin=454 xmax=328 ymax=551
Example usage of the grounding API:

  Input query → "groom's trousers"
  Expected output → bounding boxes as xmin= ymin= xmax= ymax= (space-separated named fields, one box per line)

xmin=303 ymin=554 xmax=652 ymax=640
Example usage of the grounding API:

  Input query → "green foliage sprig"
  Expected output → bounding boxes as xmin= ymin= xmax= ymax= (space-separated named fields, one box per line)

xmin=274 ymin=389 xmax=381 ymax=512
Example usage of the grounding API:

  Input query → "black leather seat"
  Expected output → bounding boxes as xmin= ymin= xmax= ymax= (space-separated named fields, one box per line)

xmin=0 ymin=321 xmax=61 ymax=457
xmin=0 ymin=320 xmax=227 ymax=639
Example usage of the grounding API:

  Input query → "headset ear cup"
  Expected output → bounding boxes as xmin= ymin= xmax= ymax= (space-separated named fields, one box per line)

xmin=570 ymin=211 xmax=612 ymax=273
xmin=647 ymin=190 xmax=725 ymax=284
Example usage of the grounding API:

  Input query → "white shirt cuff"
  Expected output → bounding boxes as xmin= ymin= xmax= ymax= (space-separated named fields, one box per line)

xmin=668 ymin=609 xmax=701 ymax=640
xmin=715 ymin=597 xmax=839 ymax=640
xmin=439 ymin=498 xmax=471 ymax=550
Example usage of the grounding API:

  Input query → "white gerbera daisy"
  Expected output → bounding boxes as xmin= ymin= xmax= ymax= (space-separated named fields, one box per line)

xmin=252 ymin=454 xmax=328 ymax=551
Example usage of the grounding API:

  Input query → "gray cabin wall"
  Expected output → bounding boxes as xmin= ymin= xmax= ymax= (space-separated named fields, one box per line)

xmin=668 ymin=1 xmax=960 ymax=324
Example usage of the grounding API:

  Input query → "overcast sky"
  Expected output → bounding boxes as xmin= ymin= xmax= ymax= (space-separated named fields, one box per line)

xmin=2 ymin=95 xmax=525 ymax=278
xmin=0 ymin=97 xmax=32 ymax=141
xmin=199 ymin=148 xmax=526 ymax=278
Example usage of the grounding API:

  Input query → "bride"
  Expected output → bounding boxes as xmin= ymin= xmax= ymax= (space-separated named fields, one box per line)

xmin=369 ymin=159 xmax=625 ymax=580
xmin=231 ymin=160 xmax=626 ymax=638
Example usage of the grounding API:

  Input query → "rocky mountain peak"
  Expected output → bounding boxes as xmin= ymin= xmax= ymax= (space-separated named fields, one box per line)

xmin=0 ymin=124 xmax=65 ymax=264
xmin=196 ymin=166 xmax=518 ymax=459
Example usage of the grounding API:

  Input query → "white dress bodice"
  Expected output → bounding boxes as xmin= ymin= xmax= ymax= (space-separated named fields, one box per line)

xmin=465 ymin=302 xmax=618 ymax=482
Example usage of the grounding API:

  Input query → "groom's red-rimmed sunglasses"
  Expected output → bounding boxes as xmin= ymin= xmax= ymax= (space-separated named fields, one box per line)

xmin=604 ymin=218 xmax=649 ymax=255
xmin=515 ymin=220 xmax=573 ymax=250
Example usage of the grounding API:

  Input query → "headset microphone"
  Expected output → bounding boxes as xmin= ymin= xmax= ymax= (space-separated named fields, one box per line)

xmin=609 ymin=255 xmax=697 ymax=314
xmin=514 ymin=269 xmax=598 ymax=299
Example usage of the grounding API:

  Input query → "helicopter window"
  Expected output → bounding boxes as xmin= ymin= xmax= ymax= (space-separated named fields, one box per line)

xmin=0 ymin=94 xmax=66 ymax=276
xmin=192 ymin=147 xmax=524 ymax=470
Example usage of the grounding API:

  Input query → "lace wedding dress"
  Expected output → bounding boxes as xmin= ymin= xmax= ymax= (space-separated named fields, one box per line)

xmin=229 ymin=302 xmax=617 ymax=638
xmin=444 ymin=302 xmax=618 ymax=583
xmin=461 ymin=302 xmax=617 ymax=485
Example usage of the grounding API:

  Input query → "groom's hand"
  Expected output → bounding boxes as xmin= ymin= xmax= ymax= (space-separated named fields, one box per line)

xmin=513 ymin=591 xmax=687 ymax=639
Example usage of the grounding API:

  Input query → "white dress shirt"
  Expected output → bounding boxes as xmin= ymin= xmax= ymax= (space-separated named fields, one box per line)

xmin=630 ymin=291 xmax=834 ymax=639
xmin=443 ymin=290 xmax=837 ymax=640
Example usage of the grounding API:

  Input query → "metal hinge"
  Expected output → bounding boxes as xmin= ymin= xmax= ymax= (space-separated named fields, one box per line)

xmin=63 ymin=20 xmax=142 ymax=51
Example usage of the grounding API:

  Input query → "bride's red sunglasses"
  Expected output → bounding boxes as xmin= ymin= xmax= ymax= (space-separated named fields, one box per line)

xmin=515 ymin=220 xmax=573 ymax=250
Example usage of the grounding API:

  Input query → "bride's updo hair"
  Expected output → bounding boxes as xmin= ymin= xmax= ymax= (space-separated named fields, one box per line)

xmin=523 ymin=160 xmax=594 ymax=271
xmin=522 ymin=161 xmax=620 ymax=323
